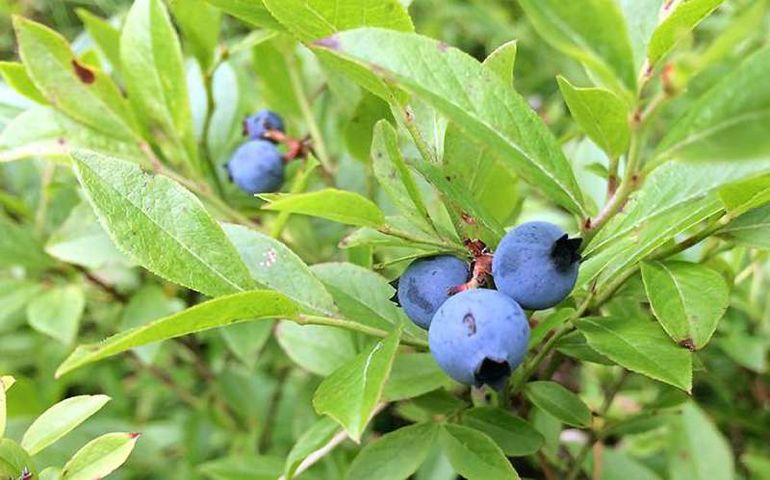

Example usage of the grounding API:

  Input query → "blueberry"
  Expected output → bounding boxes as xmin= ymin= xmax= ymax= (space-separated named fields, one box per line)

xmin=397 ymin=255 xmax=469 ymax=330
xmin=492 ymin=221 xmax=581 ymax=310
xmin=225 ymin=140 xmax=284 ymax=194
xmin=428 ymin=289 xmax=529 ymax=389
xmin=243 ymin=110 xmax=285 ymax=141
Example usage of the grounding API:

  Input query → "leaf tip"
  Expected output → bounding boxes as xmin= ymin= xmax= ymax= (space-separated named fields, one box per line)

xmin=313 ymin=34 xmax=340 ymax=50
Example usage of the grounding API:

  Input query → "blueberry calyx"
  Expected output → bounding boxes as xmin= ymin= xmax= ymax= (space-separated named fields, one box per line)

xmin=474 ymin=357 xmax=511 ymax=390
xmin=550 ymin=234 xmax=582 ymax=272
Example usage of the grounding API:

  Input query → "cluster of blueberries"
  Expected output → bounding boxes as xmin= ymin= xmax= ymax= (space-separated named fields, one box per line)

xmin=226 ymin=110 xmax=287 ymax=194
xmin=397 ymin=221 xmax=582 ymax=390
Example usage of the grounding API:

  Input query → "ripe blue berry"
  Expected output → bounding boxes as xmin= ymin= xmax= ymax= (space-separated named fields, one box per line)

xmin=225 ymin=140 xmax=284 ymax=194
xmin=243 ymin=110 xmax=285 ymax=141
xmin=428 ymin=289 xmax=529 ymax=389
xmin=397 ymin=255 xmax=469 ymax=330
xmin=492 ymin=221 xmax=581 ymax=310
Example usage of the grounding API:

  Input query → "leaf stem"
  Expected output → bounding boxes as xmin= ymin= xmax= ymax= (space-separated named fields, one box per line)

xmin=296 ymin=314 xmax=428 ymax=349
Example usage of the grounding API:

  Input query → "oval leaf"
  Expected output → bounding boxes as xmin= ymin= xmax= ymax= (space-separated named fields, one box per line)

xmin=61 ymin=432 xmax=139 ymax=480
xmin=641 ymin=261 xmax=729 ymax=350
xmin=576 ymin=316 xmax=693 ymax=392
xmin=648 ymin=0 xmax=726 ymax=66
xmin=346 ymin=422 xmax=438 ymax=480
xmin=313 ymin=327 xmax=401 ymax=442
xmin=21 ymin=395 xmax=111 ymax=456
xmin=524 ymin=381 xmax=592 ymax=428
xmin=461 ymin=407 xmax=544 ymax=457
xmin=56 ymin=290 xmax=298 ymax=377
xmin=439 ymin=424 xmax=519 ymax=480
xmin=261 ymin=189 xmax=385 ymax=228
xmin=71 ymin=149 xmax=255 ymax=298
xmin=26 ymin=285 xmax=86 ymax=345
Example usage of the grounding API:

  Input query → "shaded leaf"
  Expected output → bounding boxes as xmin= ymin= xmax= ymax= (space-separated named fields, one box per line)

xmin=524 ymin=381 xmax=592 ymax=428
xmin=384 ymin=353 xmax=454 ymax=401
xmin=284 ymin=417 xmax=339 ymax=480
xmin=347 ymin=422 xmax=438 ymax=480
xmin=461 ymin=407 xmax=544 ymax=457
xmin=26 ymin=285 xmax=86 ymax=345
xmin=276 ymin=322 xmax=357 ymax=376
xmin=438 ymin=424 xmax=519 ymax=480
xmin=667 ymin=403 xmax=734 ymax=480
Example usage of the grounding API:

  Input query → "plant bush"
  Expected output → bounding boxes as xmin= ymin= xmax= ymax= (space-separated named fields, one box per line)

xmin=1 ymin=0 xmax=769 ymax=479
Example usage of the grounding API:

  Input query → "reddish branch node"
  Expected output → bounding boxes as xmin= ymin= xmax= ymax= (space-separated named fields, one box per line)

xmin=263 ymin=129 xmax=314 ymax=163
xmin=449 ymin=239 xmax=494 ymax=295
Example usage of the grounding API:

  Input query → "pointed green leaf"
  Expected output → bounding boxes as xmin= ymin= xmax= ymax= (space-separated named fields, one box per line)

xmin=384 ymin=353 xmax=454 ymax=401
xmin=75 ymin=9 xmax=122 ymax=75
xmin=13 ymin=16 xmax=138 ymax=141
xmin=205 ymin=0 xmax=283 ymax=30
xmin=484 ymin=40 xmax=517 ymax=84
xmin=576 ymin=316 xmax=692 ymax=391
xmin=71 ymin=149 xmax=255 ymax=297
xmin=313 ymin=327 xmax=401 ymax=441
xmin=56 ymin=290 xmax=297 ymax=377
xmin=21 ymin=395 xmax=111 ymax=455
xmin=557 ymin=76 xmax=630 ymax=159
xmin=316 ymin=29 xmax=586 ymax=216
xmin=223 ymin=223 xmax=337 ymax=315
xmin=261 ymin=189 xmax=385 ymax=228
xmin=524 ymin=381 xmax=592 ymax=428
xmin=461 ymin=407 xmax=544 ymax=457
xmin=719 ymin=204 xmax=770 ymax=250
xmin=718 ymin=174 xmax=770 ymax=216
xmin=168 ymin=0 xmax=221 ymax=70
xmin=121 ymin=0 xmax=197 ymax=167
xmin=61 ymin=432 xmax=139 ymax=480
xmin=284 ymin=417 xmax=339 ymax=480
xmin=648 ymin=0 xmax=726 ymax=66
xmin=26 ymin=285 xmax=86 ymax=345
xmin=347 ymin=422 xmax=438 ymax=480
xmin=439 ymin=424 xmax=519 ymax=480
xmin=519 ymin=0 xmax=636 ymax=93
xmin=0 ymin=61 xmax=46 ymax=104
xmin=641 ymin=261 xmax=729 ymax=349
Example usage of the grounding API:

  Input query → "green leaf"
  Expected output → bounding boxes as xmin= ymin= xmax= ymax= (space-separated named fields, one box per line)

xmin=656 ymin=44 xmax=770 ymax=163
xmin=667 ymin=403 xmax=734 ymax=480
xmin=21 ymin=395 xmax=111 ymax=456
xmin=557 ymin=76 xmax=630 ymax=159
xmin=0 ymin=61 xmax=46 ymax=103
xmin=121 ymin=286 xmax=185 ymax=363
xmin=262 ymin=0 xmax=413 ymax=43
xmin=0 ymin=439 xmax=36 ymax=479
xmin=518 ymin=0 xmax=636 ymax=93
xmin=207 ymin=62 xmax=244 ymax=164
xmin=0 ymin=213 xmax=53 ymax=270
xmin=205 ymin=0 xmax=282 ymax=30
xmin=261 ymin=189 xmax=386 ymax=228
xmin=346 ymin=92 xmax=391 ymax=162
xmin=641 ymin=261 xmax=729 ymax=349
xmin=438 ymin=424 xmax=519 ymax=480
xmin=576 ymin=316 xmax=692 ymax=391
xmin=26 ymin=285 xmax=86 ymax=345
xmin=220 ymin=321 xmax=274 ymax=367
xmin=313 ymin=327 xmax=401 ymax=441
xmin=719 ymin=204 xmax=770 ymax=250
xmin=311 ymin=262 xmax=405 ymax=331
xmin=13 ymin=16 xmax=138 ymax=141
xmin=530 ymin=308 xmax=574 ymax=348
xmin=39 ymin=468 xmax=62 ymax=480
xmin=71 ymin=149 xmax=255 ymax=297
xmin=0 ymin=377 xmax=8 ymax=440
xmin=223 ymin=223 xmax=337 ymax=315
xmin=75 ymin=9 xmax=122 ymax=75
xmin=647 ymin=0 xmax=726 ymax=66
xmin=276 ymin=322 xmax=357 ymax=376
xmin=461 ymin=407 xmax=544 ymax=457
xmin=45 ymin=201 xmax=130 ymax=270
xmin=371 ymin=120 xmax=432 ymax=228
xmin=316 ymin=29 xmax=587 ymax=216
xmin=61 ymin=432 xmax=139 ymax=480
xmin=0 ymin=280 xmax=43 ymax=326
xmin=618 ymin=0 xmax=664 ymax=72
xmin=168 ymin=0 xmax=221 ymax=70
xmin=524 ymin=381 xmax=592 ymax=428
xmin=56 ymin=290 xmax=298 ymax=377
xmin=121 ymin=0 xmax=198 ymax=168
xmin=284 ymin=417 xmax=339 ymax=480
xmin=347 ymin=422 xmax=438 ymax=480
xmin=718 ymin=174 xmax=770 ymax=216
xmin=384 ymin=353 xmax=454 ymax=401
xmin=557 ymin=331 xmax=614 ymax=365
xmin=484 ymin=40 xmax=517 ymax=84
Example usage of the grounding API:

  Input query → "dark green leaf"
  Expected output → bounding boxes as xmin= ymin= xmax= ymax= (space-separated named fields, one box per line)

xmin=462 ymin=407 xmax=544 ymax=457
xmin=524 ymin=381 xmax=592 ymax=428
xmin=439 ymin=424 xmax=519 ymax=480
xmin=347 ymin=422 xmax=438 ymax=480
xmin=284 ymin=417 xmax=339 ymax=480
xmin=667 ymin=403 xmax=734 ymax=480
xmin=384 ymin=353 xmax=454 ymax=401
xmin=26 ymin=285 xmax=86 ymax=345
xmin=276 ymin=321 xmax=357 ymax=376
